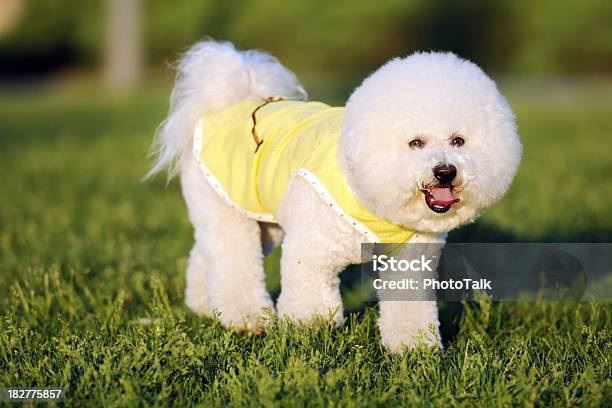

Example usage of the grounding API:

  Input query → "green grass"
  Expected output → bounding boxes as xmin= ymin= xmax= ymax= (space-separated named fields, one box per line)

xmin=0 ymin=82 xmax=610 ymax=406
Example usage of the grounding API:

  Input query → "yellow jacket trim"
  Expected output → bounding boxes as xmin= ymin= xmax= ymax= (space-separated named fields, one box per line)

xmin=193 ymin=99 xmax=415 ymax=244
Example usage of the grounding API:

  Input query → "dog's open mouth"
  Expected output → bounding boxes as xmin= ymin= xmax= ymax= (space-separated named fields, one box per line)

xmin=422 ymin=186 xmax=460 ymax=213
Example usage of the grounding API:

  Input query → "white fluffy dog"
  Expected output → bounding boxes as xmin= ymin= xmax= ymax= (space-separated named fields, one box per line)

xmin=148 ymin=40 xmax=521 ymax=352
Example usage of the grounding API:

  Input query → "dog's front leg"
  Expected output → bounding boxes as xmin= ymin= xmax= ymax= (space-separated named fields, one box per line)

xmin=378 ymin=232 xmax=445 ymax=352
xmin=276 ymin=177 xmax=362 ymax=325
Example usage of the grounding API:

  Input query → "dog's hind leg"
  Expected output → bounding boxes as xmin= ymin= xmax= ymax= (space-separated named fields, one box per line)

xmin=181 ymin=161 xmax=213 ymax=316
xmin=181 ymin=160 xmax=274 ymax=331
xmin=184 ymin=240 xmax=209 ymax=315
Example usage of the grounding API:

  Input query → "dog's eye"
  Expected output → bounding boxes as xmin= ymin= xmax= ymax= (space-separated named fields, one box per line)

xmin=408 ymin=138 xmax=425 ymax=149
xmin=451 ymin=135 xmax=465 ymax=147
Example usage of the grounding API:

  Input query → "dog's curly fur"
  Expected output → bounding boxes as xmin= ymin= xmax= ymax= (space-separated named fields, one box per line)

xmin=148 ymin=40 xmax=521 ymax=352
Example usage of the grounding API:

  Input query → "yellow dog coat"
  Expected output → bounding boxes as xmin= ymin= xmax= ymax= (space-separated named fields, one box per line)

xmin=192 ymin=98 xmax=415 ymax=244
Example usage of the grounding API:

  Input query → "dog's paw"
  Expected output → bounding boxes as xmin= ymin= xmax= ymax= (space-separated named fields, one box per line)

xmin=221 ymin=308 xmax=274 ymax=335
xmin=211 ymin=302 xmax=275 ymax=335
xmin=379 ymin=323 xmax=443 ymax=353
xmin=185 ymin=287 xmax=210 ymax=316
xmin=277 ymin=296 xmax=343 ymax=328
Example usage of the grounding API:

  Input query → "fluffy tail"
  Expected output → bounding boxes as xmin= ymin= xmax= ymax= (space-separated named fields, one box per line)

xmin=146 ymin=40 xmax=307 ymax=180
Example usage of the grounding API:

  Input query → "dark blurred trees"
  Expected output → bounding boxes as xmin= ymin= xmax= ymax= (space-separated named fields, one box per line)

xmin=0 ymin=0 xmax=610 ymax=80
xmin=0 ymin=0 xmax=101 ymax=78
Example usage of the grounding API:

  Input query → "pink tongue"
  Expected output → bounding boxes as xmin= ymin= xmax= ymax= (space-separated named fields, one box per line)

xmin=430 ymin=187 xmax=459 ymax=206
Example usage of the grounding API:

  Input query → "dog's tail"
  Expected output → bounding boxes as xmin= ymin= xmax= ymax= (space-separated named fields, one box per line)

xmin=145 ymin=40 xmax=307 ymax=180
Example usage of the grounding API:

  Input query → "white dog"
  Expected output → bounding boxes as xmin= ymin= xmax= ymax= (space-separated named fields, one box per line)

xmin=148 ymin=40 xmax=521 ymax=352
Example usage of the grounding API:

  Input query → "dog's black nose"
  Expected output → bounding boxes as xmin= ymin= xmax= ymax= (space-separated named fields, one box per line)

xmin=433 ymin=163 xmax=457 ymax=184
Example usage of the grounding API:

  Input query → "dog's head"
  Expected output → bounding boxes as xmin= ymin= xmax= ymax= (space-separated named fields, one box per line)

xmin=338 ymin=52 xmax=521 ymax=233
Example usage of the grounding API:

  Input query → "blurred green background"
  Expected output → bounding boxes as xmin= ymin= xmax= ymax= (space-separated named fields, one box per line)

xmin=2 ymin=0 xmax=612 ymax=80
